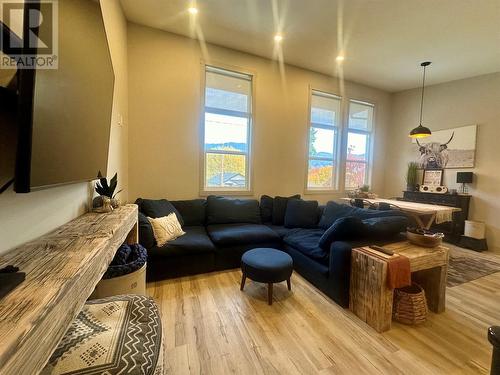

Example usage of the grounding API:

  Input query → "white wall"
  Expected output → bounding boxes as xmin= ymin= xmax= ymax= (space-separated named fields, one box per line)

xmin=127 ymin=24 xmax=392 ymax=204
xmin=385 ymin=73 xmax=500 ymax=250
xmin=0 ymin=0 xmax=129 ymax=254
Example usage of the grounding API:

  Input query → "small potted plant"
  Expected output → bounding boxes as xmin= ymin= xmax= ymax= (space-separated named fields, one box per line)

xmin=405 ymin=162 xmax=419 ymax=192
xmin=93 ymin=171 xmax=122 ymax=211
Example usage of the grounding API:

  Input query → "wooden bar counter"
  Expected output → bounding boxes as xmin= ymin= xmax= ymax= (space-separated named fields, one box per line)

xmin=0 ymin=204 xmax=138 ymax=375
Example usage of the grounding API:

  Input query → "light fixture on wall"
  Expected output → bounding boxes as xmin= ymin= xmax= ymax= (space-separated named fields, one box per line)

xmin=409 ymin=61 xmax=432 ymax=138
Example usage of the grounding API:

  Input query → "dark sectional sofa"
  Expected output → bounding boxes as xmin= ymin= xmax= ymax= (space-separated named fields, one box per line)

xmin=136 ymin=195 xmax=408 ymax=308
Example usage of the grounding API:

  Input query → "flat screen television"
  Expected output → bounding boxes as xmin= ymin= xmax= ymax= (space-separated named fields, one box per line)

xmin=0 ymin=0 xmax=114 ymax=193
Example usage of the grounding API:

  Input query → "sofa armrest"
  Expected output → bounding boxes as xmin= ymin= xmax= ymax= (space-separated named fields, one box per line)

xmin=328 ymin=241 xmax=353 ymax=308
xmin=138 ymin=212 xmax=156 ymax=249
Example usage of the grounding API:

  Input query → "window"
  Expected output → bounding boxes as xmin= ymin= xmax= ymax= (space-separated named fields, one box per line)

xmin=202 ymin=66 xmax=252 ymax=191
xmin=345 ymin=100 xmax=374 ymax=190
xmin=306 ymin=90 xmax=341 ymax=190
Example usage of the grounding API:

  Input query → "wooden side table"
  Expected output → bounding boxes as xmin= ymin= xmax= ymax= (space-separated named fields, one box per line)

xmin=349 ymin=241 xmax=449 ymax=332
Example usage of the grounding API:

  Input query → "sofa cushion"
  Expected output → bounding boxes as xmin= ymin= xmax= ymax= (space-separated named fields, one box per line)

xmin=260 ymin=195 xmax=274 ymax=223
xmin=171 ymin=199 xmax=206 ymax=226
xmin=272 ymin=194 xmax=301 ymax=225
xmin=284 ymin=199 xmax=319 ymax=228
xmin=318 ymin=217 xmax=365 ymax=250
xmin=136 ymin=198 xmax=184 ymax=226
xmin=206 ymin=196 xmax=261 ymax=225
xmin=283 ymin=228 xmax=328 ymax=265
xmin=150 ymin=226 xmax=215 ymax=257
xmin=207 ymin=224 xmax=280 ymax=246
xmin=138 ymin=212 xmax=156 ymax=249
xmin=318 ymin=201 xmax=405 ymax=229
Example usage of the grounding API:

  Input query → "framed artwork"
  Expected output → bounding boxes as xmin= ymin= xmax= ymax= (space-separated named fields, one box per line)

xmin=422 ymin=169 xmax=444 ymax=186
xmin=413 ymin=124 xmax=477 ymax=169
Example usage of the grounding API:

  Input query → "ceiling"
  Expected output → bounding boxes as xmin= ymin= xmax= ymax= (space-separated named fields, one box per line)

xmin=120 ymin=0 xmax=500 ymax=92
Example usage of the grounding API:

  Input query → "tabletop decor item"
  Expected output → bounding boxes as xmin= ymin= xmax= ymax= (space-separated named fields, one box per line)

xmin=405 ymin=162 xmax=419 ymax=191
xmin=407 ymin=227 xmax=444 ymax=247
xmin=93 ymin=171 xmax=122 ymax=211
xmin=347 ymin=184 xmax=378 ymax=199
xmin=422 ymin=169 xmax=444 ymax=187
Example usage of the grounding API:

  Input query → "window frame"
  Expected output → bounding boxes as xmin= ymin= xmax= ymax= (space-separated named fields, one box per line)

xmin=344 ymin=99 xmax=375 ymax=190
xmin=199 ymin=63 xmax=255 ymax=195
xmin=304 ymin=88 xmax=343 ymax=193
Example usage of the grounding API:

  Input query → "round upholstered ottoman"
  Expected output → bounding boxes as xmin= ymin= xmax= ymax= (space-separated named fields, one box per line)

xmin=241 ymin=248 xmax=293 ymax=305
xmin=42 ymin=294 xmax=163 ymax=375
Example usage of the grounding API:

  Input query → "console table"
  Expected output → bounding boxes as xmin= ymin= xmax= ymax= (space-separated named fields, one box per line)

xmin=399 ymin=191 xmax=471 ymax=243
xmin=0 ymin=204 xmax=138 ymax=375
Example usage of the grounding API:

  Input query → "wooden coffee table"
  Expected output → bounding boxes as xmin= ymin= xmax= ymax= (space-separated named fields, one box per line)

xmin=349 ymin=241 xmax=449 ymax=332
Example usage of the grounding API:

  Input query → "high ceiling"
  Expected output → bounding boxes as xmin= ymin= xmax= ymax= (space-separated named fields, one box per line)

xmin=120 ymin=0 xmax=500 ymax=92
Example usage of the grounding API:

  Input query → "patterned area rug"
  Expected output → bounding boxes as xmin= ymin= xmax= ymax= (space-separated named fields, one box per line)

xmin=448 ymin=245 xmax=500 ymax=287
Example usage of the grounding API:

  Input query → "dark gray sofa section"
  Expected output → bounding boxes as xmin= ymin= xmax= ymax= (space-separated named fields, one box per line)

xmin=136 ymin=196 xmax=408 ymax=308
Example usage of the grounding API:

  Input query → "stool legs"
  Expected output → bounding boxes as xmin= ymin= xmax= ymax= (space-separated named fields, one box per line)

xmin=287 ymin=278 xmax=291 ymax=291
xmin=240 ymin=273 xmax=246 ymax=291
xmin=268 ymin=283 xmax=273 ymax=305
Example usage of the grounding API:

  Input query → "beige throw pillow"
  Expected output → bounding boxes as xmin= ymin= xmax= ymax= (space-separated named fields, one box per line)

xmin=148 ymin=213 xmax=185 ymax=247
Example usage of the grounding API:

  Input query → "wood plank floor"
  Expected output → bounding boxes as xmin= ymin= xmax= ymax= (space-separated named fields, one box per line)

xmin=147 ymin=265 xmax=500 ymax=374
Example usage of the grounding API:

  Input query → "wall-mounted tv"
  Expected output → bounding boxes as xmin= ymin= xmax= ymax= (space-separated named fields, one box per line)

xmin=0 ymin=0 xmax=114 ymax=193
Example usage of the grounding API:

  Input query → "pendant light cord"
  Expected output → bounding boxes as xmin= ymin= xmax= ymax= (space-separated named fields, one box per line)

xmin=419 ymin=64 xmax=427 ymax=126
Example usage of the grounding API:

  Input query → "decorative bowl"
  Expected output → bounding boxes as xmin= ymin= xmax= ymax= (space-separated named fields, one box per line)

xmin=406 ymin=228 xmax=444 ymax=248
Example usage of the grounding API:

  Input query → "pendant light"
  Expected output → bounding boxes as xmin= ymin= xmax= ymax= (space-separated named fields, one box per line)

xmin=409 ymin=61 xmax=432 ymax=138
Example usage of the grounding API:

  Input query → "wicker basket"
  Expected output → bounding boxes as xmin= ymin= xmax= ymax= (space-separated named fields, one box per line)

xmin=393 ymin=283 xmax=428 ymax=325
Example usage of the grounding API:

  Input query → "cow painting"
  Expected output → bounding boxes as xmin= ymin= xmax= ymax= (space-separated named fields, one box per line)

xmin=416 ymin=132 xmax=454 ymax=169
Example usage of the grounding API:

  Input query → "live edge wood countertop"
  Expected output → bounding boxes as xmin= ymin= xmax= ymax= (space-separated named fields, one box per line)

xmin=0 ymin=204 xmax=138 ymax=375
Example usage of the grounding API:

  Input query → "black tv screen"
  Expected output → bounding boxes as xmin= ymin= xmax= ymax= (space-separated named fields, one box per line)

xmin=1 ymin=0 xmax=115 ymax=193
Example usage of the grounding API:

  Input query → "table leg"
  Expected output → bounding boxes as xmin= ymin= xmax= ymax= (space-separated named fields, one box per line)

xmin=240 ymin=273 xmax=246 ymax=291
xmin=412 ymin=264 xmax=447 ymax=313
xmin=349 ymin=250 xmax=393 ymax=332
xmin=413 ymin=213 xmax=437 ymax=230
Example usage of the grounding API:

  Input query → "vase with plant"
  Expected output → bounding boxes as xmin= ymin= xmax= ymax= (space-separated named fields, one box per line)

xmin=93 ymin=171 xmax=122 ymax=211
xmin=406 ymin=162 xmax=419 ymax=191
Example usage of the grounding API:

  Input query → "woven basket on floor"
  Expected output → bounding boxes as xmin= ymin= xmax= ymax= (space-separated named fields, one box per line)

xmin=393 ymin=283 xmax=428 ymax=325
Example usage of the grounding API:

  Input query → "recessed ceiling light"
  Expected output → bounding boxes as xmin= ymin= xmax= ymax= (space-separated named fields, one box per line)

xmin=336 ymin=55 xmax=345 ymax=62
xmin=188 ymin=7 xmax=198 ymax=14
xmin=274 ymin=34 xmax=283 ymax=42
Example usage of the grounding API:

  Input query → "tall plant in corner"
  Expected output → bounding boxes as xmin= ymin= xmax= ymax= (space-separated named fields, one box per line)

xmin=405 ymin=162 xmax=419 ymax=192
xmin=93 ymin=171 xmax=122 ymax=209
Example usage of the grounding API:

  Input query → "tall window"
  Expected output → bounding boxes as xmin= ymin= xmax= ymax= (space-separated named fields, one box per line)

xmin=306 ymin=90 xmax=341 ymax=190
xmin=202 ymin=66 xmax=252 ymax=191
xmin=345 ymin=100 xmax=374 ymax=189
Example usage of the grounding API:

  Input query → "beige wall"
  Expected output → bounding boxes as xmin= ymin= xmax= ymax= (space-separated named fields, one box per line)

xmin=0 ymin=0 xmax=128 ymax=254
xmin=385 ymin=73 xmax=500 ymax=250
xmin=127 ymin=24 xmax=392 ymax=204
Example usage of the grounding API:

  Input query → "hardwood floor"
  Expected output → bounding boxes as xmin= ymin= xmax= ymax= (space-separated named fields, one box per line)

xmin=147 ymin=265 xmax=500 ymax=374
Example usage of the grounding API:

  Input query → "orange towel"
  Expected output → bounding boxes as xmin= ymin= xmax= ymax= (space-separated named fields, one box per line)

xmin=357 ymin=247 xmax=411 ymax=289
xmin=386 ymin=255 xmax=411 ymax=289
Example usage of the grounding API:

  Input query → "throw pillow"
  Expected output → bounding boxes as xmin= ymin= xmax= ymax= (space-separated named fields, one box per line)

xmin=318 ymin=217 xmax=365 ymax=250
xmin=272 ymin=194 xmax=301 ymax=225
xmin=206 ymin=196 xmax=261 ymax=224
xmin=362 ymin=216 xmax=408 ymax=239
xmin=136 ymin=198 xmax=184 ymax=226
xmin=260 ymin=195 xmax=274 ymax=223
xmin=284 ymin=199 xmax=319 ymax=228
xmin=148 ymin=213 xmax=185 ymax=247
